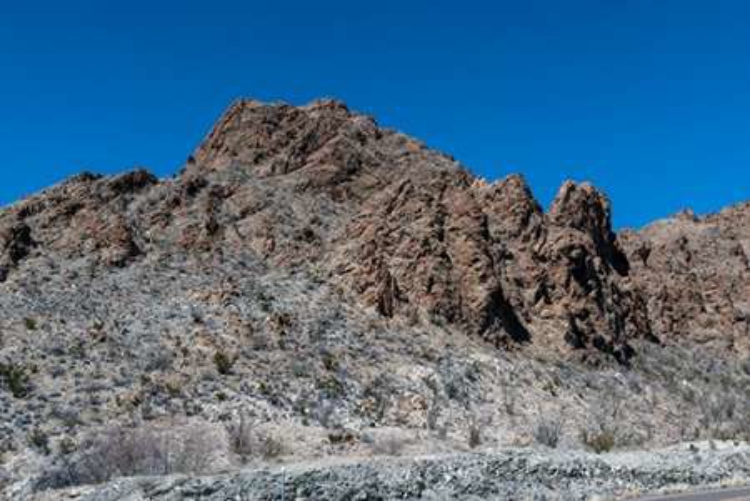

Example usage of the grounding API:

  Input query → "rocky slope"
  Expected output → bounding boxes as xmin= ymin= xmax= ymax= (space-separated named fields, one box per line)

xmin=1 ymin=98 xmax=750 ymax=500
xmin=0 ymin=100 xmax=658 ymax=360
xmin=621 ymin=206 xmax=750 ymax=352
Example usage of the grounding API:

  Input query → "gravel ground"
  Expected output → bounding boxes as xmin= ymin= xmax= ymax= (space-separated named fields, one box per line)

xmin=25 ymin=442 xmax=750 ymax=501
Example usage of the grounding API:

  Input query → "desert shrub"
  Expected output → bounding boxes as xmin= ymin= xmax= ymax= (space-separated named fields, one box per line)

xmin=268 ymin=312 xmax=292 ymax=334
xmin=581 ymin=429 xmax=616 ymax=453
xmin=34 ymin=423 xmax=218 ymax=490
xmin=425 ymin=396 xmax=448 ymax=439
xmin=697 ymin=390 xmax=750 ymax=439
xmin=24 ymin=317 xmax=38 ymax=330
xmin=468 ymin=421 xmax=483 ymax=449
xmin=0 ymin=362 xmax=31 ymax=398
xmin=369 ymin=434 xmax=408 ymax=456
xmin=144 ymin=350 xmax=173 ymax=373
xmin=58 ymin=436 xmax=77 ymax=456
xmin=580 ymin=395 xmax=621 ymax=453
xmin=257 ymin=433 xmax=284 ymax=460
xmin=28 ymin=427 xmax=50 ymax=455
xmin=314 ymin=399 xmax=339 ymax=429
xmin=320 ymin=349 xmax=340 ymax=372
xmin=213 ymin=350 xmax=236 ymax=375
xmin=438 ymin=356 xmax=481 ymax=407
xmin=428 ymin=311 xmax=447 ymax=328
xmin=226 ymin=413 xmax=285 ymax=463
xmin=327 ymin=428 xmax=358 ymax=445
xmin=360 ymin=373 xmax=398 ymax=422
xmin=316 ymin=374 xmax=345 ymax=399
xmin=226 ymin=412 xmax=254 ymax=461
xmin=534 ymin=416 xmax=563 ymax=448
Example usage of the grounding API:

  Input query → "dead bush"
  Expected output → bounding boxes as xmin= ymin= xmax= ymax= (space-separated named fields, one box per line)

xmin=533 ymin=416 xmax=563 ymax=449
xmin=369 ymin=433 xmax=408 ymax=456
xmin=580 ymin=396 xmax=620 ymax=453
xmin=34 ymin=423 xmax=218 ymax=490
xmin=581 ymin=429 xmax=616 ymax=453
xmin=226 ymin=413 xmax=285 ymax=463
xmin=468 ymin=420 xmax=483 ymax=449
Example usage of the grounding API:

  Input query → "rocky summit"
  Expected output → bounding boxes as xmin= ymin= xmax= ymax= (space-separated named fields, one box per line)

xmin=2 ymin=99 xmax=750 ymax=500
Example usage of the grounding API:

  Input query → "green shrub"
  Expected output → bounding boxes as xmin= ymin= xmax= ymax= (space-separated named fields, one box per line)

xmin=28 ymin=427 xmax=50 ymax=455
xmin=0 ymin=362 xmax=31 ymax=398
xmin=316 ymin=375 xmax=345 ymax=399
xmin=321 ymin=350 xmax=340 ymax=372
xmin=213 ymin=351 xmax=236 ymax=375
xmin=58 ymin=436 xmax=77 ymax=456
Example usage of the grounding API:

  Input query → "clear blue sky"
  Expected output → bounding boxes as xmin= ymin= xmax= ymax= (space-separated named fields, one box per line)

xmin=1 ymin=0 xmax=749 ymax=228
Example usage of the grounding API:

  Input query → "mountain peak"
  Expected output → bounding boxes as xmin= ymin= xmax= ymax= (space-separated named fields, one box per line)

xmin=2 ymin=98 xmax=749 ymax=361
xmin=187 ymin=98 xmax=372 ymax=177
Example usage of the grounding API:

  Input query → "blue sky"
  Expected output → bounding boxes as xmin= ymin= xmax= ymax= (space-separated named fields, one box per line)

xmin=1 ymin=0 xmax=748 ymax=228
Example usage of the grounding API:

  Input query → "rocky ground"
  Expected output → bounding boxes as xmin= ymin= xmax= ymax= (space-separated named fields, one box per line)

xmin=1 ymin=99 xmax=749 ymax=500
xmin=26 ymin=442 xmax=750 ymax=501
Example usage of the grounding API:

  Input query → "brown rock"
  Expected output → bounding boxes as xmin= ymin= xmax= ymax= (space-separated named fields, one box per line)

xmin=12 ymin=98 xmax=750 ymax=362
xmin=621 ymin=202 xmax=750 ymax=352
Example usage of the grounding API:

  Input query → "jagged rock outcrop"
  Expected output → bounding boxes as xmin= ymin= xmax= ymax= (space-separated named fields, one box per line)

xmin=533 ymin=182 xmax=652 ymax=360
xmin=329 ymin=170 xmax=533 ymax=348
xmin=0 ymin=170 xmax=157 ymax=275
xmin=185 ymin=99 xmax=652 ymax=357
xmin=622 ymin=204 xmax=750 ymax=351
xmin=3 ymin=98 xmax=747 ymax=361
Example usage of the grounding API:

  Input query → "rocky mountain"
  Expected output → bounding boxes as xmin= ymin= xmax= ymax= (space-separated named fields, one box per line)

xmin=2 ymin=99 xmax=750 ymax=500
xmin=1 ymin=100 xmax=661 ymax=359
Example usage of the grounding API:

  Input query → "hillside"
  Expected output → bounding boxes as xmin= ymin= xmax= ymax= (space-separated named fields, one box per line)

xmin=1 ymin=99 xmax=750 ymax=500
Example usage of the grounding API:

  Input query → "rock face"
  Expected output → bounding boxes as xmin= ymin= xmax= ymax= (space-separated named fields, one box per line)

xmin=184 ymin=99 xmax=659 ymax=360
xmin=621 ymin=205 xmax=750 ymax=352
xmin=1 ymin=98 xmax=747 ymax=360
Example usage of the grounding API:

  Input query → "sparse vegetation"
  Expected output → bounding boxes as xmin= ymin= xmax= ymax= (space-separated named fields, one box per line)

xmin=36 ymin=423 xmax=218 ymax=490
xmin=0 ymin=361 xmax=31 ymax=398
xmin=226 ymin=413 xmax=285 ymax=463
xmin=369 ymin=433 xmax=408 ymax=456
xmin=579 ymin=396 xmax=621 ymax=453
xmin=468 ymin=420 xmax=483 ymax=449
xmin=28 ymin=427 xmax=50 ymax=455
xmin=58 ymin=436 xmax=77 ymax=456
xmin=581 ymin=429 xmax=616 ymax=454
xmin=213 ymin=350 xmax=236 ymax=375
xmin=534 ymin=416 xmax=563 ymax=449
